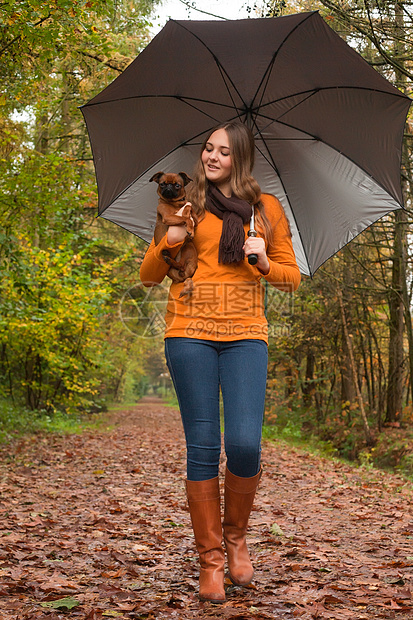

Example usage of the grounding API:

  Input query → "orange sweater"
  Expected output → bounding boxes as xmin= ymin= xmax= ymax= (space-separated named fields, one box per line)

xmin=140 ymin=193 xmax=301 ymax=344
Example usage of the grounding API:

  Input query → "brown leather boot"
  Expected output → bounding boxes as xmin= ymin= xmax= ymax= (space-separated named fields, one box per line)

xmin=185 ymin=477 xmax=226 ymax=603
xmin=223 ymin=466 xmax=262 ymax=586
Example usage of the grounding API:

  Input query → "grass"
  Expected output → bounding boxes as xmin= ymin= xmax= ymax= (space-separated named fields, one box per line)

xmin=262 ymin=421 xmax=340 ymax=458
xmin=2 ymin=394 xmax=412 ymax=481
xmin=0 ymin=399 xmax=110 ymax=444
xmin=262 ymin=403 xmax=413 ymax=481
xmin=145 ymin=395 xmax=413 ymax=480
xmin=0 ymin=394 xmax=181 ymax=445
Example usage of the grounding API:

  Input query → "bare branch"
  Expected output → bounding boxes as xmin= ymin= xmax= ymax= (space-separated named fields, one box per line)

xmin=318 ymin=0 xmax=413 ymax=82
xmin=0 ymin=15 xmax=51 ymax=56
xmin=76 ymin=50 xmax=124 ymax=73
xmin=176 ymin=0 xmax=229 ymax=20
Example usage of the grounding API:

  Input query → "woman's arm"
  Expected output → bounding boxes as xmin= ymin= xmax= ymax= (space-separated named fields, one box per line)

xmin=140 ymin=233 xmax=184 ymax=287
xmin=244 ymin=195 xmax=301 ymax=292
xmin=243 ymin=236 xmax=269 ymax=274
xmin=140 ymin=206 xmax=192 ymax=287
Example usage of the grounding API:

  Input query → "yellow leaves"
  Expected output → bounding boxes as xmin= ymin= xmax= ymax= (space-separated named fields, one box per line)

xmin=72 ymin=253 xmax=81 ymax=265
xmin=0 ymin=240 xmax=119 ymax=410
xmin=7 ymin=12 xmax=21 ymax=24
xmin=270 ymin=522 xmax=284 ymax=537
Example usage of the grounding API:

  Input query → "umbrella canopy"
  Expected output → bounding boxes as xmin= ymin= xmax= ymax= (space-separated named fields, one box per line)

xmin=81 ymin=11 xmax=411 ymax=276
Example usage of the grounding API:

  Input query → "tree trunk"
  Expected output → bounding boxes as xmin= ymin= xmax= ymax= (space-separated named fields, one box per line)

xmin=386 ymin=0 xmax=408 ymax=422
xmin=385 ymin=209 xmax=405 ymax=423
xmin=338 ymin=288 xmax=372 ymax=445
xmin=340 ymin=333 xmax=356 ymax=407
xmin=302 ymin=352 xmax=315 ymax=407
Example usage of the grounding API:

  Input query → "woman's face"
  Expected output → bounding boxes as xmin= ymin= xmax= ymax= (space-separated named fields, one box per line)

xmin=201 ymin=128 xmax=232 ymax=195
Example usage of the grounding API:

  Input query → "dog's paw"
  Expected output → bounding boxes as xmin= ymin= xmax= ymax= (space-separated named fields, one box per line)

xmin=179 ymin=278 xmax=194 ymax=297
xmin=162 ymin=249 xmax=172 ymax=264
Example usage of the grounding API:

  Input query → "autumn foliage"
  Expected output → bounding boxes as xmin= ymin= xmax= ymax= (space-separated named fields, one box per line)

xmin=1 ymin=2 xmax=413 ymax=469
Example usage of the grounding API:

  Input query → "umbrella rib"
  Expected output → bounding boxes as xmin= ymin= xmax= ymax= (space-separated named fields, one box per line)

xmin=256 ymin=90 xmax=318 ymax=120
xmin=252 ymin=84 xmax=410 ymax=200
xmin=83 ymin=85 xmax=408 ymax=113
xmin=98 ymin=119 xmax=242 ymax=220
xmin=274 ymin=117 xmax=405 ymax=207
xmin=80 ymin=94 xmax=241 ymax=109
xmin=171 ymin=19 xmax=248 ymax=111
xmin=251 ymin=90 xmax=317 ymax=138
xmin=250 ymin=10 xmax=410 ymax=113
xmin=251 ymin=60 xmax=275 ymax=129
xmin=255 ymin=84 xmax=411 ymax=115
xmin=98 ymin=107 xmax=253 ymax=222
xmin=310 ymin=208 xmax=402 ymax=277
xmin=251 ymin=11 xmax=316 ymax=112
xmin=255 ymin=134 xmax=313 ymax=275
xmin=176 ymin=97 xmax=234 ymax=124
xmin=215 ymin=64 xmax=246 ymax=121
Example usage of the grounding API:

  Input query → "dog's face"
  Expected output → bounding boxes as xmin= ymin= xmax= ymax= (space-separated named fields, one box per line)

xmin=150 ymin=172 xmax=192 ymax=202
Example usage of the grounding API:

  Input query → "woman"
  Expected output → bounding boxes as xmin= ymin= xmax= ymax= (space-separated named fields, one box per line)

xmin=140 ymin=122 xmax=301 ymax=603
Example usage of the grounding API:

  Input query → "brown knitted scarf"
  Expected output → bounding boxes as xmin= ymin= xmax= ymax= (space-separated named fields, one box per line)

xmin=206 ymin=185 xmax=252 ymax=264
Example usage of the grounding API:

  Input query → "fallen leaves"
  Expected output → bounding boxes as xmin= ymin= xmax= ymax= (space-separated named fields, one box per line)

xmin=0 ymin=399 xmax=412 ymax=619
xmin=270 ymin=522 xmax=285 ymax=537
xmin=40 ymin=596 xmax=81 ymax=609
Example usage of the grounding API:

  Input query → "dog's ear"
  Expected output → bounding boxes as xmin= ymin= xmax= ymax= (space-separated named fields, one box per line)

xmin=178 ymin=172 xmax=193 ymax=186
xmin=149 ymin=172 xmax=164 ymax=184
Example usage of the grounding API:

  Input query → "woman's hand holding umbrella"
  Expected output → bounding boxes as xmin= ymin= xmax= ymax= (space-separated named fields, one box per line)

xmin=243 ymin=236 xmax=269 ymax=275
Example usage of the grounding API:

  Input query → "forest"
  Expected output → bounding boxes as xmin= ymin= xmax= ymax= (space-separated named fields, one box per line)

xmin=1 ymin=0 xmax=413 ymax=476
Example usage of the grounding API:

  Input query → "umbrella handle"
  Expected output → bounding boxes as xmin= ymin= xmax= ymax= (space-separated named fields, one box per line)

xmin=247 ymin=229 xmax=258 ymax=265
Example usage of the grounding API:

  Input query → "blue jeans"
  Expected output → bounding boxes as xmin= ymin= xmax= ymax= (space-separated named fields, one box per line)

xmin=165 ymin=337 xmax=268 ymax=481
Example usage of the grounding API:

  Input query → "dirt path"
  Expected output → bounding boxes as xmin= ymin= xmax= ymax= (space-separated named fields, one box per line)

xmin=0 ymin=399 xmax=412 ymax=619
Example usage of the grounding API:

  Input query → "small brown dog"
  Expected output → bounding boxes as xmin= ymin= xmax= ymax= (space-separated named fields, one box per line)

xmin=150 ymin=171 xmax=198 ymax=297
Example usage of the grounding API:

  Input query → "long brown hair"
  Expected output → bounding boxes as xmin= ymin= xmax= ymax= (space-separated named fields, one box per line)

xmin=186 ymin=121 xmax=273 ymax=244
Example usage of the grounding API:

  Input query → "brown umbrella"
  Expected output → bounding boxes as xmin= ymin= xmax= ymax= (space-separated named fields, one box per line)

xmin=81 ymin=11 xmax=411 ymax=276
